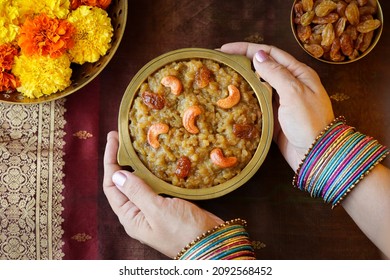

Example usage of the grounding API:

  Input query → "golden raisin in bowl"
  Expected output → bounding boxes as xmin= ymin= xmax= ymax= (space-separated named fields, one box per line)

xmin=291 ymin=0 xmax=383 ymax=64
xmin=128 ymin=59 xmax=262 ymax=189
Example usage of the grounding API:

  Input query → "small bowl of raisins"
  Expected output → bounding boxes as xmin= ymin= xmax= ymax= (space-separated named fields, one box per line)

xmin=291 ymin=0 xmax=383 ymax=64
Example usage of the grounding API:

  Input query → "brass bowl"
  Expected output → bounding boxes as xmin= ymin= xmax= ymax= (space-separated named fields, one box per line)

xmin=291 ymin=0 xmax=383 ymax=64
xmin=118 ymin=48 xmax=273 ymax=200
xmin=0 ymin=0 xmax=128 ymax=104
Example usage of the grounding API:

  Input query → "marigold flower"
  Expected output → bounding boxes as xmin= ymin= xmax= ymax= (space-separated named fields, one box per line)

xmin=43 ymin=0 xmax=71 ymax=19
xmin=0 ymin=1 xmax=20 ymax=22
xmin=12 ymin=54 xmax=72 ymax=98
xmin=0 ymin=71 xmax=19 ymax=92
xmin=2 ymin=0 xmax=115 ymax=98
xmin=13 ymin=0 xmax=70 ymax=20
xmin=0 ymin=23 xmax=20 ymax=45
xmin=70 ymin=0 xmax=111 ymax=10
xmin=0 ymin=44 xmax=19 ymax=71
xmin=67 ymin=6 xmax=113 ymax=64
xmin=18 ymin=13 xmax=75 ymax=59
xmin=0 ymin=3 xmax=21 ymax=44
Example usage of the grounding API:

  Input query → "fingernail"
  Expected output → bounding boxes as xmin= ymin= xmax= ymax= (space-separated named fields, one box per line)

xmin=255 ymin=50 xmax=269 ymax=63
xmin=112 ymin=171 xmax=126 ymax=190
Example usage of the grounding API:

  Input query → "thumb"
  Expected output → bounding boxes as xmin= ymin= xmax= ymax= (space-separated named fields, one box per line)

xmin=112 ymin=170 xmax=162 ymax=217
xmin=253 ymin=50 xmax=304 ymax=103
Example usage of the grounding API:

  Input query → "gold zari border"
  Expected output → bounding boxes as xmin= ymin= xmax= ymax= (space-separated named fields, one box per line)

xmin=0 ymin=100 xmax=66 ymax=260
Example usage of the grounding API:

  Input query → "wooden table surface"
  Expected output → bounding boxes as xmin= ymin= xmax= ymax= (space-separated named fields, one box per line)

xmin=96 ymin=0 xmax=390 ymax=259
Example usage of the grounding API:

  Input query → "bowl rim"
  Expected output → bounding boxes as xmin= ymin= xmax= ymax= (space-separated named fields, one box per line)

xmin=290 ymin=0 xmax=384 ymax=64
xmin=118 ymin=48 xmax=274 ymax=200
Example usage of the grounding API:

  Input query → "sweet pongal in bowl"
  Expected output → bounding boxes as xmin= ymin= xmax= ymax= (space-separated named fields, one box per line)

xmin=118 ymin=48 xmax=273 ymax=199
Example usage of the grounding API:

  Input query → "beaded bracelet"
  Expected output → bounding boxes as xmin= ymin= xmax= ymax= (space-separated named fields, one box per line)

xmin=174 ymin=218 xmax=256 ymax=260
xmin=293 ymin=116 xmax=389 ymax=208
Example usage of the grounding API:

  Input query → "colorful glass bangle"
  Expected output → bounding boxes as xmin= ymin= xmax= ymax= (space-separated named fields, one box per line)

xmin=293 ymin=116 xmax=347 ymax=188
xmin=174 ymin=218 xmax=256 ymax=260
xmin=181 ymin=227 xmax=248 ymax=260
xmin=293 ymin=116 xmax=389 ymax=208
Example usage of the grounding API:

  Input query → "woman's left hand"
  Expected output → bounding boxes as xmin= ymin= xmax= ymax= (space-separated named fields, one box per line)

xmin=103 ymin=131 xmax=223 ymax=258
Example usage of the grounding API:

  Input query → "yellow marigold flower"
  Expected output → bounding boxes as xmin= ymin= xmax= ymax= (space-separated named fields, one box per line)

xmin=12 ymin=54 xmax=72 ymax=98
xmin=0 ymin=2 xmax=20 ymax=44
xmin=0 ymin=20 xmax=19 ymax=45
xmin=11 ymin=0 xmax=36 ymax=22
xmin=43 ymin=0 xmax=71 ymax=19
xmin=0 ymin=1 xmax=19 ymax=22
xmin=13 ymin=0 xmax=70 ymax=20
xmin=67 ymin=5 xmax=113 ymax=64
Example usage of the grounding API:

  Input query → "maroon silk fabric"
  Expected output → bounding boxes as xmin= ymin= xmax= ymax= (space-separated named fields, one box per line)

xmin=62 ymin=79 xmax=100 ymax=259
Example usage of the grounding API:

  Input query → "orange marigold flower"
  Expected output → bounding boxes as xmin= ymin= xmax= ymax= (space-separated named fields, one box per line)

xmin=71 ymin=0 xmax=111 ymax=10
xmin=0 ymin=72 xmax=19 ymax=92
xmin=0 ymin=44 xmax=19 ymax=71
xmin=18 ymin=13 xmax=75 ymax=58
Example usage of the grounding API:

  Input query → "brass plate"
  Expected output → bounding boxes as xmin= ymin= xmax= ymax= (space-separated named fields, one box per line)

xmin=0 ymin=0 xmax=128 ymax=104
xmin=118 ymin=48 xmax=273 ymax=200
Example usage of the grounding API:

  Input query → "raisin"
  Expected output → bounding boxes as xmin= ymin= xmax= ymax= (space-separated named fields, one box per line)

xmin=321 ymin=23 xmax=335 ymax=47
xmin=233 ymin=124 xmax=259 ymax=139
xmin=315 ymin=0 xmax=337 ymax=17
xmin=302 ymin=0 xmax=314 ymax=12
xmin=304 ymin=44 xmax=324 ymax=58
xmin=195 ymin=66 xmax=212 ymax=89
xmin=345 ymin=1 xmax=360 ymax=25
xmin=141 ymin=91 xmax=165 ymax=110
xmin=340 ymin=33 xmax=354 ymax=56
xmin=297 ymin=24 xmax=312 ymax=43
xmin=175 ymin=156 xmax=191 ymax=179
xmin=356 ymin=19 xmax=381 ymax=33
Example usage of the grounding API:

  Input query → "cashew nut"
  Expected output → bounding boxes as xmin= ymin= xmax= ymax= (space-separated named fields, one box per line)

xmin=161 ymin=75 xmax=183 ymax=95
xmin=210 ymin=148 xmax=238 ymax=168
xmin=216 ymin=84 xmax=241 ymax=109
xmin=147 ymin=123 xmax=169 ymax=148
xmin=182 ymin=105 xmax=202 ymax=134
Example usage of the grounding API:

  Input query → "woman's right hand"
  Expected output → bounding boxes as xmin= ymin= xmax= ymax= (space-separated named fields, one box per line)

xmin=221 ymin=42 xmax=335 ymax=171
xmin=222 ymin=43 xmax=390 ymax=259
